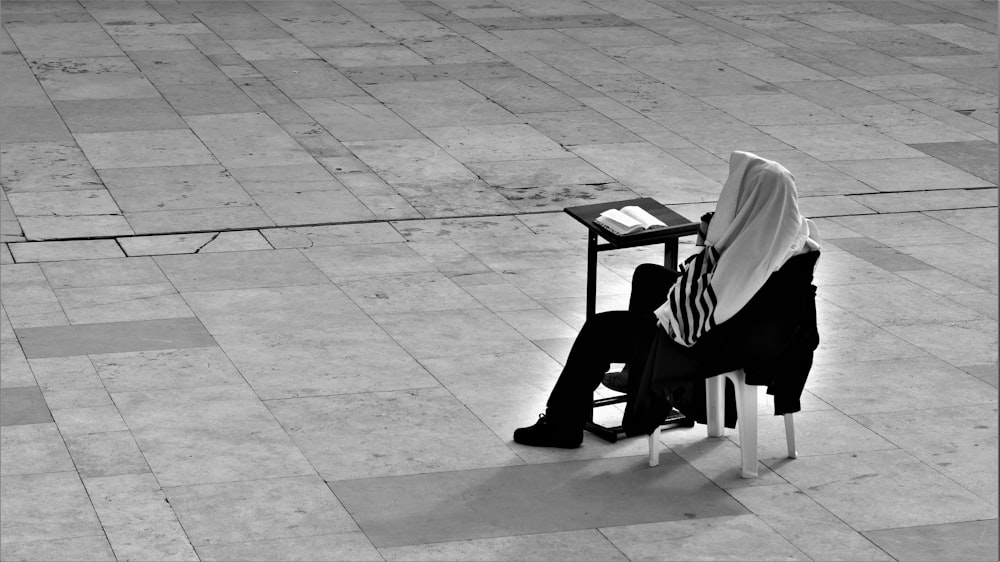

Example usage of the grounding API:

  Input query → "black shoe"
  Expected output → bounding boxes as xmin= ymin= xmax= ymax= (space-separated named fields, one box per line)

xmin=513 ymin=413 xmax=583 ymax=449
xmin=601 ymin=370 xmax=628 ymax=393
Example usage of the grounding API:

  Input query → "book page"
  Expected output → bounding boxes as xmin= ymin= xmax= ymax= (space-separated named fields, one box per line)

xmin=596 ymin=209 xmax=645 ymax=236
xmin=620 ymin=206 xmax=666 ymax=229
xmin=599 ymin=209 xmax=642 ymax=229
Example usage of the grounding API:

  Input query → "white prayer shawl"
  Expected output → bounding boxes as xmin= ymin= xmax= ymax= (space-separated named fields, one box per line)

xmin=656 ymin=151 xmax=821 ymax=347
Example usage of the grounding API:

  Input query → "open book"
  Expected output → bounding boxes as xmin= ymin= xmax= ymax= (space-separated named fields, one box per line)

xmin=595 ymin=206 xmax=667 ymax=236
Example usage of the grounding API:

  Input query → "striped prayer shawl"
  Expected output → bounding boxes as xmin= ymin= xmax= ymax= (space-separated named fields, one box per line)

xmin=662 ymin=247 xmax=720 ymax=347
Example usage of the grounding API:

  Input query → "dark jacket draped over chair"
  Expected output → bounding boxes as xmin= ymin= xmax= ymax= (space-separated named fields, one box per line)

xmin=622 ymin=250 xmax=821 ymax=437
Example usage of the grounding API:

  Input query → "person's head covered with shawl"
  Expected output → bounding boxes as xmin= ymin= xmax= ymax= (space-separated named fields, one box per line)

xmin=656 ymin=151 xmax=821 ymax=347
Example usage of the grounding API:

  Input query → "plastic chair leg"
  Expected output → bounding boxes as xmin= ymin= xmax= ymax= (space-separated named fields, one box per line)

xmin=648 ymin=426 xmax=661 ymax=467
xmin=705 ymin=375 xmax=725 ymax=437
xmin=784 ymin=413 xmax=797 ymax=459
xmin=734 ymin=372 xmax=758 ymax=478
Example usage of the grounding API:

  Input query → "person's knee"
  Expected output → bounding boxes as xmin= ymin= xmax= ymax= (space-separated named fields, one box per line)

xmin=635 ymin=263 xmax=680 ymax=283
xmin=633 ymin=263 xmax=666 ymax=281
xmin=630 ymin=263 xmax=678 ymax=312
xmin=582 ymin=310 xmax=628 ymax=333
xmin=632 ymin=263 xmax=665 ymax=292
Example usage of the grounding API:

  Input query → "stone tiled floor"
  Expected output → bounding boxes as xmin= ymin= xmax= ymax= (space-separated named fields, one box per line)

xmin=1 ymin=0 xmax=997 ymax=560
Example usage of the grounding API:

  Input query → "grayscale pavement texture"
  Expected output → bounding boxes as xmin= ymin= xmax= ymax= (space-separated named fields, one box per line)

xmin=0 ymin=0 xmax=997 ymax=560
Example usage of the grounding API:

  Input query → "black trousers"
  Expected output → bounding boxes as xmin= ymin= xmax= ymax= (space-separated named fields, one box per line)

xmin=545 ymin=263 xmax=678 ymax=428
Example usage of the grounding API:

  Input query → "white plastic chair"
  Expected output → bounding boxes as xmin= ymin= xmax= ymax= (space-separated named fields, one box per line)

xmin=647 ymin=369 xmax=797 ymax=478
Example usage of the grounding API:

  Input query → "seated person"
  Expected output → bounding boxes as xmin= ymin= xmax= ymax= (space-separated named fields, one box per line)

xmin=514 ymin=151 xmax=822 ymax=448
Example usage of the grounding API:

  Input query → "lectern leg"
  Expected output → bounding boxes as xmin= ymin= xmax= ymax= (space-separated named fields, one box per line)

xmin=663 ymin=238 xmax=679 ymax=270
xmin=586 ymin=233 xmax=597 ymax=319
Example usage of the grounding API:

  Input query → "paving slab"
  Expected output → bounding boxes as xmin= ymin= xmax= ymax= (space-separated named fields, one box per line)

xmin=157 ymin=82 xmax=259 ymax=115
xmin=211 ymin=320 xmax=438 ymax=400
xmin=774 ymin=448 xmax=996 ymax=532
xmin=0 ymin=105 xmax=72 ymax=143
xmin=154 ymin=248 xmax=328 ymax=291
xmin=28 ymin=57 xmax=160 ymax=101
xmin=887 ymin=319 xmax=998 ymax=367
xmin=115 ymin=233 xmax=215 ymax=257
xmin=15 ymin=317 xmax=216 ymax=359
xmin=0 ymin=422 xmax=73 ymax=476
xmin=523 ymin=109 xmax=644 ymax=146
xmin=54 ymin=283 xmax=191 ymax=324
xmin=5 ymin=22 xmax=122 ymax=58
xmin=379 ymin=529 xmax=627 ymax=562
xmin=63 ymin=430 xmax=150 ymax=478
xmin=42 ymin=388 xmax=112 ymax=412
xmin=331 ymin=455 xmax=746 ymax=548
xmin=811 ymin=300 xmax=927 ymax=366
xmin=425 ymin=124 xmax=573 ymax=163
xmin=728 ymin=483 xmax=893 ymax=561
xmin=51 ymin=405 xmax=128 ymax=436
xmin=370 ymin=84 xmax=520 ymax=128
xmin=897 ymin=241 xmax=998 ymax=292
xmin=497 ymin=182 xmax=641 ymax=212
xmin=166 ymin=475 xmax=357 ymax=546
xmin=112 ymin=384 xmax=314 ymax=487
xmin=840 ymin=28 xmax=980 ymax=57
xmin=833 ymin=212 xmax=991 ymax=246
xmin=648 ymin=109 xmax=793 ymax=154
xmin=0 ymin=344 xmax=35 ymax=389
xmin=6 ymin=190 xmax=116 ymax=218
xmin=83 ymin=473 xmax=175 ymax=530
xmin=702 ymin=93 xmax=849 ymax=126
xmin=570 ymin=143 xmax=721 ymax=203
xmin=8 ymin=240 xmax=124 ymax=263
xmin=0 ymin=142 xmax=103 ymax=193
xmin=601 ymin=515 xmax=808 ymax=561
xmin=0 ymin=387 xmax=53 ymax=426
xmin=195 ymin=532 xmax=381 ymax=562
xmin=0 ymin=471 xmax=103 ymax=544
xmin=807 ymin=357 xmax=996 ymax=415
xmin=375 ymin=307 xmax=540 ymax=359
xmin=634 ymin=60 xmax=775 ymax=96
xmin=297 ymin=98 xmax=423 ymax=142
xmin=102 ymin=519 xmax=199 ymax=561
xmin=0 ymin=535 xmax=115 ymax=561
xmin=20 ymin=215 xmax=134 ymax=241
xmin=196 ymin=230 xmax=271 ymax=252
xmin=76 ymin=129 xmax=218 ymax=170
xmin=857 ymin=403 xmax=998 ymax=506
xmin=184 ymin=112 xmax=315 ymax=168
xmin=108 ymin=176 xmax=254 ymax=213
xmin=0 ymin=55 xmax=55 ymax=108
xmin=253 ymin=189 xmax=375 ymax=224
xmin=126 ymin=206 xmax=276 ymax=235
xmin=114 ymin=34 xmax=195 ymax=52
xmin=53 ymin=98 xmax=187 ymax=133
xmin=90 ymin=347 xmax=241 ymax=393
xmin=27 ymin=355 xmax=102 ymax=392
xmin=864 ymin=519 xmax=999 ymax=562
xmin=910 ymin=140 xmax=999 ymax=183
xmin=262 ymin=222 xmax=403 ymax=248
xmin=39 ymin=256 xmax=167 ymax=289
xmin=338 ymin=270 xmax=480 ymax=314
xmin=926 ymin=207 xmax=999 ymax=243
xmin=718 ymin=52 xmax=837 ymax=82
xmin=850 ymin=189 xmax=997 ymax=213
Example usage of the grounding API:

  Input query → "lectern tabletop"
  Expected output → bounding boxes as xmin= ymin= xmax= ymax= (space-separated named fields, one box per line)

xmin=564 ymin=198 xmax=699 ymax=249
